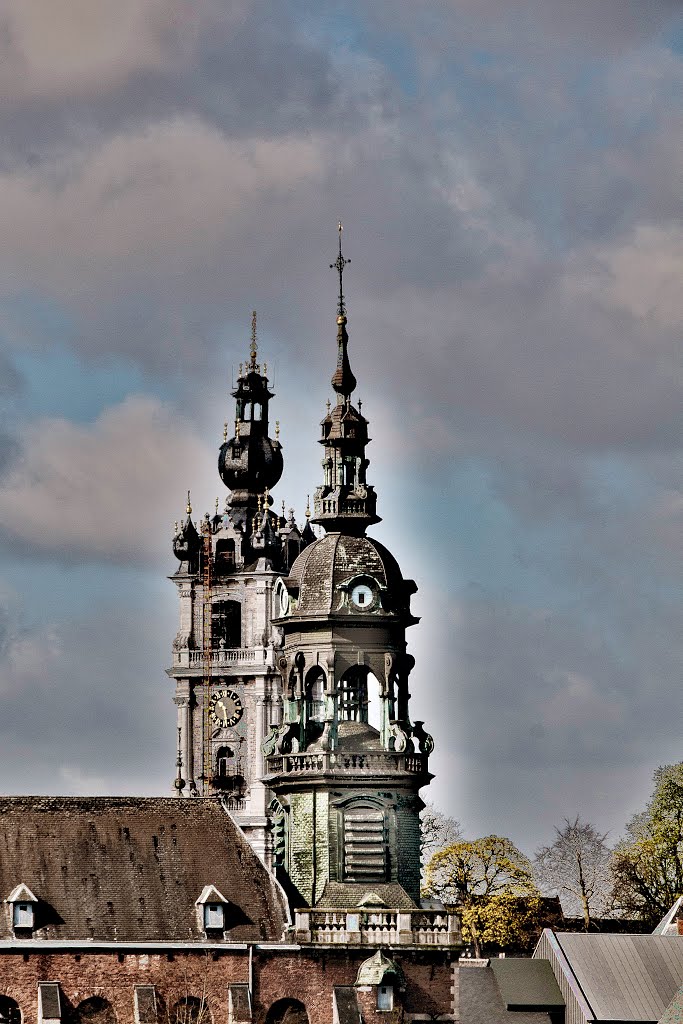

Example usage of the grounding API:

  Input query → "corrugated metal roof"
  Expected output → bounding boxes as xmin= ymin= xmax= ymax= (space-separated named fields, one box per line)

xmin=555 ymin=933 xmax=683 ymax=1020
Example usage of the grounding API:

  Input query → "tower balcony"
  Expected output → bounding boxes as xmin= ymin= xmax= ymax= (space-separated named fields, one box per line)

xmin=294 ymin=907 xmax=460 ymax=947
xmin=170 ymin=646 xmax=275 ymax=672
xmin=266 ymin=750 xmax=428 ymax=778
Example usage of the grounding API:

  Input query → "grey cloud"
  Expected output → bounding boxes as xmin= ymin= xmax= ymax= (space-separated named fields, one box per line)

xmin=0 ymin=596 xmax=175 ymax=795
xmin=0 ymin=396 xmax=214 ymax=566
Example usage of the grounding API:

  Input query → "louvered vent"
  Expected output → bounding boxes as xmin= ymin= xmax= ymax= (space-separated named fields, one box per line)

xmin=344 ymin=807 xmax=387 ymax=881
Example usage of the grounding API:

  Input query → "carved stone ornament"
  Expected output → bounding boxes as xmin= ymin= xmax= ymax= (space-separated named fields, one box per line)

xmin=388 ymin=721 xmax=414 ymax=754
xmin=412 ymin=720 xmax=434 ymax=755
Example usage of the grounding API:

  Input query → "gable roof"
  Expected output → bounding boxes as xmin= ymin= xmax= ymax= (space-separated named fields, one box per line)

xmin=0 ymin=796 xmax=287 ymax=942
xmin=316 ymin=882 xmax=417 ymax=909
xmin=552 ymin=932 xmax=683 ymax=1021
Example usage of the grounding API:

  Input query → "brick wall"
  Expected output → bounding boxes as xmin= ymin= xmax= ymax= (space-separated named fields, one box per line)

xmin=0 ymin=946 xmax=455 ymax=1024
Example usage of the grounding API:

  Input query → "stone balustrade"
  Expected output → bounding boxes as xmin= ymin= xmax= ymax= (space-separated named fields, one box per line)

xmin=294 ymin=908 xmax=460 ymax=947
xmin=267 ymin=751 xmax=427 ymax=776
xmin=173 ymin=647 xmax=274 ymax=669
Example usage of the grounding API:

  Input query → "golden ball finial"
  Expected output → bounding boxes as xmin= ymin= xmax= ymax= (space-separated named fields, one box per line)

xmin=186 ymin=490 xmax=192 ymax=515
xmin=275 ymin=419 xmax=280 ymax=439
xmin=305 ymin=495 xmax=311 ymax=519
xmin=223 ymin=422 xmax=228 ymax=442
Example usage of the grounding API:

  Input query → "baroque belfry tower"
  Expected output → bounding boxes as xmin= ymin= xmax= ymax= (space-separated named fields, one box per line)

xmin=168 ymin=313 xmax=315 ymax=860
xmin=168 ymin=228 xmax=433 ymax=910
xmin=264 ymin=228 xmax=433 ymax=909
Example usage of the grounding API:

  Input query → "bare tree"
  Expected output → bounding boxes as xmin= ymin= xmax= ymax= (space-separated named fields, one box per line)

xmin=534 ymin=816 xmax=613 ymax=929
xmin=420 ymin=803 xmax=462 ymax=870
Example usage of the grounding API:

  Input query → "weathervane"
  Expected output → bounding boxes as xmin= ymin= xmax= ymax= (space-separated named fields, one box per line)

xmin=250 ymin=310 xmax=258 ymax=368
xmin=330 ymin=221 xmax=350 ymax=318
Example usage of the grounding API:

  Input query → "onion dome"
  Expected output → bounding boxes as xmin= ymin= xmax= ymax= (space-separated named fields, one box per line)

xmin=172 ymin=492 xmax=200 ymax=572
xmin=218 ymin=313 xmax=283 ymax=507
xmin=286 ymin=533 xmax=417 ymax=621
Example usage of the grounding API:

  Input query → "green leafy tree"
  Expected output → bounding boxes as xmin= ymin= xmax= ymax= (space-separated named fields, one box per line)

xmin=424 ymin=835 xmax=540 ymax=956
xmin=534 ymin=816 xmax=614 ymax=929
xmin=612 ymin=762 xmax=683 ymax=925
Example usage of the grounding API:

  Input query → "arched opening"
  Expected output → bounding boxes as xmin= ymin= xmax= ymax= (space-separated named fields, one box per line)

xmin=212 ymin=600 xmax=241 ymax=648
xmin=339 ymin=667 xmax=369 ymax=722
xmin=171 ymin=997 xmax=209 ymax=1024
xmin=265 ymin=1000 xmax=309 ymax=1024
xmin=69 ymin=998 xmax=117 ymax=1024
xmin=215 ymin=538 xmax=236 ymax=573
xmin=304 ymin=667 xmax=326 ymax=744
xmin=366 ymin=671 xmax=381 ymax=730
xmin=252 ymin=402 xmax=262 ymax=421
xmin=0 ymin=997 xmax=21 ymax=1024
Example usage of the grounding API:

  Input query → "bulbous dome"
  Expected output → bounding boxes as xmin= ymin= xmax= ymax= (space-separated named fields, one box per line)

xmin=172 ymin=515 xmax=200 ymax=565
xmin=219 ymin=435 xmax=283 ymax=494
xmin=287 ymin=532 xmax=408 ymax=617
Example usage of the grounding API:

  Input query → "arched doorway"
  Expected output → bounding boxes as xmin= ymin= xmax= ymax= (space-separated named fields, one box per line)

xmin=69 ymin=998 xmax=116 ymax=1024
xmin=0 ymin=997 xmax=21 ymax=1024
xmin=264 ymin=1000 xmax=309 ymax=1024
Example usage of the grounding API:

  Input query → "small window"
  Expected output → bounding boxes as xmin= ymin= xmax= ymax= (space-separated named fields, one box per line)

xmin=252 ymin=402 xmax=262 ymax=421
xmin=13 ymin=902 xmax=34 ymax=929
xmin=204 ymin=903 xmax=225 ymax=930
xmin=377 ymin=985 xmax=393 ymax=1011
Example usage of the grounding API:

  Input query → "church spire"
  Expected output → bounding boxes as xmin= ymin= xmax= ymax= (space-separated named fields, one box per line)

xmin=311 ymin=225 xmax=379 ymax=536
xmin=329 ymin=223 xmax=356 ymax=400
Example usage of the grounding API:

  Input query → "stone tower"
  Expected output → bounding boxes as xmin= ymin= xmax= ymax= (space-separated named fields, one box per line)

xmin=264 ymin=229 xmax=433 ymax=907
xmin=167 ymin=314 xmax=313 ymax=861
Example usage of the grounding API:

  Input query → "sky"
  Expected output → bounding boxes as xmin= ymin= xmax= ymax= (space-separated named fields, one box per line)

xmin=0 ymin=0 xmax=682 ymax=857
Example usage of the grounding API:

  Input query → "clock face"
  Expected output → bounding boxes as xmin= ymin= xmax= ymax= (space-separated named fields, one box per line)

xmin=209 ymin=688 xmax=243 ymax=727
xmin=350 ymin=583 xmax=374 ymax=609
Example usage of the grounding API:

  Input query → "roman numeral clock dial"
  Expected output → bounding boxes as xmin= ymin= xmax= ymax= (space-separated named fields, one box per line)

xmin=209 ymin=688 xmax=243 ymax=728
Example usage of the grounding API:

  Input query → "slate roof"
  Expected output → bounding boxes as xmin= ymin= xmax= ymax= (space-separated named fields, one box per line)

xmin=553 ymin=933 xmax=683 ymax=1021
xmin=0 ymin=796 xmax=287 ymax=942
xmin=316 ymin=881 xmax=417 ymax=909
xmin=459 ymin=964 xmax=553 ymax=1024
xmin=287 ymin=533 xmax=405 ymax=616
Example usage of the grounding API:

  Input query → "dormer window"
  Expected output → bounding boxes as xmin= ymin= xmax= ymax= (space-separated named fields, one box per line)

xmin=14 ymin=902 xmax=33 ymax=929
xmin=195 ymin=884 xmax=229 ymax=936
xmin=204 ymin=903 xmax=225 ymax=930
xmin=6 ymin=883 xmax=38 ymax=934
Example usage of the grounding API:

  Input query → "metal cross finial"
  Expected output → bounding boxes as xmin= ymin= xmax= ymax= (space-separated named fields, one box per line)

xmin=250 ymin=310 xmax=258 ymax=367
xmin=330 ymin=221 xmax=350 ymax=317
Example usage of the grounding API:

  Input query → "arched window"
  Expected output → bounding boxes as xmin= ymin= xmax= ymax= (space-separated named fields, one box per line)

xmin=211 ymin=600 xmax=241 ymax=648
xmin=216 ymin=746 xmax=235 ymax=777
xmin=287 ymin=539 xmax=300 ymax=569
xmin=0 ymin=998 xmax=21 ymax=1024
xmin=265 ymin=1000 xmax=309 ymax=1024
xmin=215 ymin=539 xmax=236 ymax=573
xmin=171 ymin=998 xmax=208 ymax=1024
xmin=69 ymin=998 xmax=117 ymax=1024
xmin=339 ymin=668 xmax=368 ymax=722
xmin=252 ymin=402 xmax=262 ymax=421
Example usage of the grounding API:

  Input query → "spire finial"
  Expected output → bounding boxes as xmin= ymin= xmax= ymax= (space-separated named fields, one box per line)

xmin=186 ymin=491 xmax=192 ymax=515
xmin=215 ymin=497 xmax=219 ymax=515
xmin=330 ymin=221 xmax=350 ymax=319
xmin=305 ymin=494 xmax=311 ymax=519
xmin=275 ymin=419 xmax=280 ymax=440
xmin=223 ymin=422 xmax=228 ymax=443
xmin=235 ymin=419 xmax=240 ymax=440
xmin=250 ymin=310 xmax=258 ymax=368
